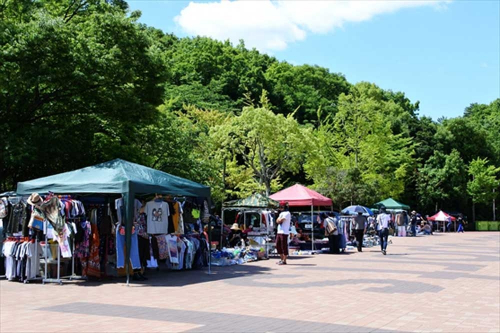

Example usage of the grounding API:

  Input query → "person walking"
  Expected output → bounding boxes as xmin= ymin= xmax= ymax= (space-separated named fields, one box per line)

xmin=353 ymin=211 xmax=367 ymax=252
xmin=377 ymin=207 xmax=391 ymax=255
xmin=457 ymin=215 xmax=465 ymax=233
xmin=276 ymin=201 xmax=291 ymax=265
xmin=410 ymin=211 xmax=418 ymax=237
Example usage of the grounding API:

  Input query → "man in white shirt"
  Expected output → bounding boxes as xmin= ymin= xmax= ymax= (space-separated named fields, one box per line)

xmin=276 ymin=201 xmax=291 ymax=265
xmin=376 ymin=207 xmax=391 ymax=255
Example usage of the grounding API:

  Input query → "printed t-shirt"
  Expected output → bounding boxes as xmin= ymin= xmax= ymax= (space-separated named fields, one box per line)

xmin=145 ymin=200 xmax=170 ymax=234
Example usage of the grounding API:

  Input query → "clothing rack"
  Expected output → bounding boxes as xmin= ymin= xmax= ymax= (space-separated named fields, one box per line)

xmin=23 ymin=235 xmax=42 ymax=284
xmin=64 ymin=217 xmax=87 ymax=281
xmin=2 ymin=234 xmax=42 ymax=283
xmin=42 ymin=216 xmax=86 ymax=285
xmin=42 ymin=223 xmax=63 ymax=285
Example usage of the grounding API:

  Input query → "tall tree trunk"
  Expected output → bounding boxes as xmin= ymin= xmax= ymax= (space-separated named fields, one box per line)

xmin=435 ymin=202 xmax=438 ymax=212
xmin=264 ymin=178 xmax=271 ymax=197
xmin=493 ymin=189 xmax=496 ymax=221
xmin=472 ymin=201 xmax=476 ymax=224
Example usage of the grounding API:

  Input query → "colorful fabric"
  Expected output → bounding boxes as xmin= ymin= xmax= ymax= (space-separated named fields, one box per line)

xmin=155 ymin=235 xmax=168 ymax=260
xmin=86 ymin=223 xmax=101 ymax=278
xmin=53 ymin=224 xmax=72 ymax=258
xmin=75 ymin=221 xmax=90 ymax=258
xmin=166 ymin=234 xmax=179 ymax=264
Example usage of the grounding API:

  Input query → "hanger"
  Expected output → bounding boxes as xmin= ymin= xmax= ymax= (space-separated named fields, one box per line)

xmin=154 ymin=194 xmax=163 ymax=202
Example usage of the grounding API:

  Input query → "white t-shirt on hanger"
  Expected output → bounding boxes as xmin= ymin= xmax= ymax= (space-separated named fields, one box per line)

xmin=145 ymin=200 xmax=170 ymax=234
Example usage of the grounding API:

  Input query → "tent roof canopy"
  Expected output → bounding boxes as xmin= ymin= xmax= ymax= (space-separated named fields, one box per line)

xmin=428 ymin=210 xmax=456 ymax=222
xmin=223 ymin=193 xmax=279 ymax=209
xmin=373 ymin=197 xmax=410 ymax=210
xmin=269 ymin=184 xmax=332 ymax=207
xmin=16 ymin=159 xmax=210 ymax=198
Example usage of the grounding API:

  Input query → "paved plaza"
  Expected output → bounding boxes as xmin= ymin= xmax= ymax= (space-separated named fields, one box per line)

xmin=1 ymin=232 xmax=499 ymax=333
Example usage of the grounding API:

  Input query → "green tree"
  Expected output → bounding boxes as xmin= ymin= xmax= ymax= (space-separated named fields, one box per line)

xmin=0 ymin=0 xmax=165 ymax=189
xmin=213 ymin=92 xmax=311 ymax=197
xmin=467 ymin=158 xmax=500 ymax=222
xmin=417 ymin=149 xmax=467 ymax=212
xmin=305 ymin=83 xmax=415 ymax=207
xmin=265 ymin=62 xmax=350 ymax=125
xmin=464 ymin=99 xmax=500 ymax=165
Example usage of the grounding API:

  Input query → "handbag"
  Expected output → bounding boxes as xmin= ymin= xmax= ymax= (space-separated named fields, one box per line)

xmin=28 ymin=208 xmax=45 ymax=230
xmin=31 ymin=215 xmax=45 ymax=230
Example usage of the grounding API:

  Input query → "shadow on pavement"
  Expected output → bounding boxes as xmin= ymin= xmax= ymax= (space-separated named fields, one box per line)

xmin=39 ymin=302 xmax=399 ymax=333
xmin=66 ymin=261 xmax=273 ymax=288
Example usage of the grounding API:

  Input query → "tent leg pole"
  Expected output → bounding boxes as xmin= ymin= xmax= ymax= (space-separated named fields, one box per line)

xmin=126 ymin=261 xmax=129 ymax=286
xmin=221 ymin=209 xmax=225 ymax=250
xmin=311 ymin=205 xmax=314 ymax=253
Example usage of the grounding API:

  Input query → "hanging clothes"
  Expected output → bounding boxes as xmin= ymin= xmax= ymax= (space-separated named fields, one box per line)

xmin=145 ymin=200 xmax=170 ymax=234
xmin=172 ymin=201 xmax=181 ymax=233
xmin=74 ymin=220 xmax=91 ymax=259
xmin=167 ymin=202 xmax=175 ymax=234
xmin=53 ymin=224 xmax=72 ymax=258
xmin=86 ymin=222 xmax=101 ymax=278
xmin=166 ymin=234 xmax=179 ymax=264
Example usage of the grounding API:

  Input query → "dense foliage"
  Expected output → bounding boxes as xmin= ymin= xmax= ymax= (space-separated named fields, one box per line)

xmin=1 ymin=0 xmax=499 ymax=220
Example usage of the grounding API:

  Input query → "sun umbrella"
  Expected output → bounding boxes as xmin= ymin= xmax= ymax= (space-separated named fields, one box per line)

xmin=341 ymin=205 xmax=374 ymax=216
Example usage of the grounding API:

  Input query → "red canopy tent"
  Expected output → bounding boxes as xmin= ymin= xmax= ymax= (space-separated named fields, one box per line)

xmin=269 ymin=184 xmax=332 ymax=207
xmin=270 ymin=184 xmax=333 ymax=251
xmin=428 ymin=210 xmax=456 ymax=232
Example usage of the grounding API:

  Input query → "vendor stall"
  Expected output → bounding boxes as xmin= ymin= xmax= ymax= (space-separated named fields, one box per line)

xmin=373 ymin=198 xmax=410 ymax=212
xmin=428 ymin=210 xmax=456 ymax=232
xmin=270 ymin=184 xmax=333 ymax=252
xmin=221 ymin=193 xmax=279 ymax=258
xmin=16 ymin=159 xmax=211 ymax=284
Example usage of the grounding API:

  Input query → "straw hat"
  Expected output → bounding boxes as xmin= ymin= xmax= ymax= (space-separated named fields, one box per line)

xmin=230 ymin=223 xmax=241 ymax=231
xmin=27 ymin=193 xmax=43 ymax=206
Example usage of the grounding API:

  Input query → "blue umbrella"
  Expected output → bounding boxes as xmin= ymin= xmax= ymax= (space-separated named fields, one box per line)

xmin=341 ymin=205 xmax=374 ymax=216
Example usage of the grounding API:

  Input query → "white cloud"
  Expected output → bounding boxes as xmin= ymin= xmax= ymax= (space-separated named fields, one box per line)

xmin=175 ymin=0 xmax=451 ymax=52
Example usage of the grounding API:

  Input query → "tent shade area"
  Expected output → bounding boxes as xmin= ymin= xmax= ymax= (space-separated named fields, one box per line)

xmin=222 ymin=193 xmax=278 ymax=257
xmin=270 ymin=184 xmax=333 ymax=252
xmin=373 ymin=198 xmax=410 ymax=211
xmin=16 ymin=159 xmax=211 ymax=284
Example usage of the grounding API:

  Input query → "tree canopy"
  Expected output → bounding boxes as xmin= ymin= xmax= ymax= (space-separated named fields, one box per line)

xmin=1 ymin=0 xmax=499 ymax=221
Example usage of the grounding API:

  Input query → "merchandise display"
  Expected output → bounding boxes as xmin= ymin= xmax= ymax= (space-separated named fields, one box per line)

xmin=210 ymin=247 xmax=264 ymax=266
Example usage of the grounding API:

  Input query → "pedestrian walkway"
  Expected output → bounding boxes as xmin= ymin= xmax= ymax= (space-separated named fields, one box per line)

xmin=1 ymin=232 xmax=499 ymax=332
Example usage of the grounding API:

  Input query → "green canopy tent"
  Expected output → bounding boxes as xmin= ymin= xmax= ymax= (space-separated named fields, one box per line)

xmin=16 ymin=159 xmax=211 ymax=284
xmin=221 ymin=193 xmax=279 ymax=256
xmin=373 ymin=198 xmax=410 ymax=211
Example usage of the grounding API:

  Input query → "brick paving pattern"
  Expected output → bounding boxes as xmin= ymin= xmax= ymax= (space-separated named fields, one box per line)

xmin=1 ymin=232 xmax=499 ymax=332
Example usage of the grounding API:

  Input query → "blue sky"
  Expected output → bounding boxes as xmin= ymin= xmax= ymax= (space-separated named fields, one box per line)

xmin=127 ymin=0 xmax=499 ymax=120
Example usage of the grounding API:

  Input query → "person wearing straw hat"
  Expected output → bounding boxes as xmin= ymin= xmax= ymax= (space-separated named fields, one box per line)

xmin=276 ymin=201 xmax=291 ymax=265
xmin=229 ymin=223 xmax=243 ymax=247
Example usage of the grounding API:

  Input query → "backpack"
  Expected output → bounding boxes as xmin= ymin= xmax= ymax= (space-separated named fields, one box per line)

xmin=325 ymin=217 xmax=337 ymax=235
